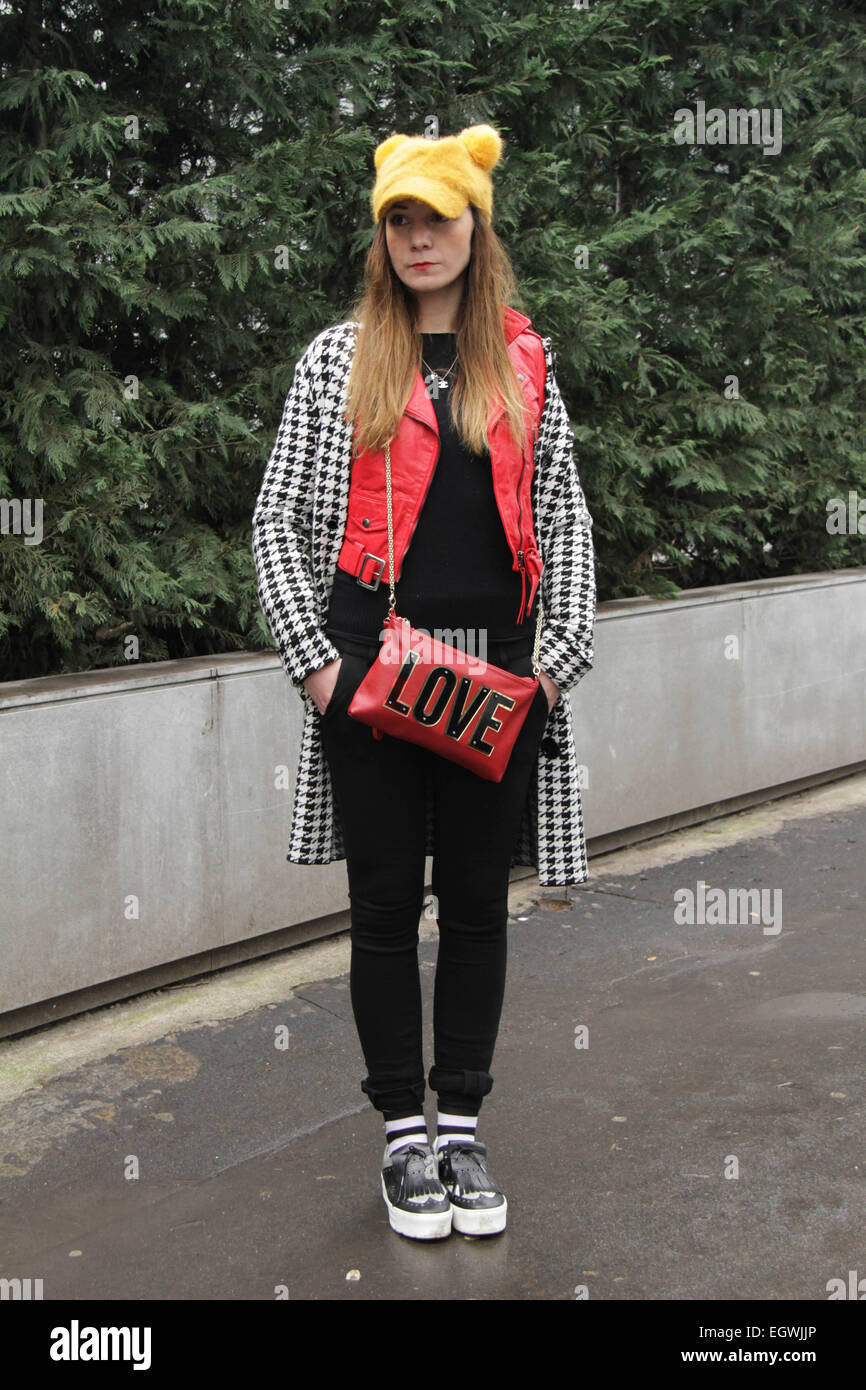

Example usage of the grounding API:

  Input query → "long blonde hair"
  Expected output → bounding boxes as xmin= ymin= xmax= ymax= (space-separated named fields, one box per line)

xmin=341 ymin=205 xmax=532 ymax=457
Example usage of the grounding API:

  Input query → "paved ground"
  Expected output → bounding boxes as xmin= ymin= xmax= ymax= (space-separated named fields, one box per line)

xmin=1 ymin=774 xmax=864 ymax=1301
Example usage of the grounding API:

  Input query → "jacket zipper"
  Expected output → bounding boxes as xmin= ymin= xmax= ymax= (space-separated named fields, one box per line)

xmin=516 ymin=441 xmax=527 ymax=568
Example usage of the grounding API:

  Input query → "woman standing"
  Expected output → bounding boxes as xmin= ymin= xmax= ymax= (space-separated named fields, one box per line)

xmin=252 ymin=124 xmax=596 ymax=1241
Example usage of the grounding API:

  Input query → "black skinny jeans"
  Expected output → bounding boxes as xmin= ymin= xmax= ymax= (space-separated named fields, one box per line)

xmin=318 ymin=630 xmax=551 ymax=1121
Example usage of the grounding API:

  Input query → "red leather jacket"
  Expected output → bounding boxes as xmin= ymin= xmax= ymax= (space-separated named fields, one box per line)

xmin=337 ymin=305 xmax=546 ymax=625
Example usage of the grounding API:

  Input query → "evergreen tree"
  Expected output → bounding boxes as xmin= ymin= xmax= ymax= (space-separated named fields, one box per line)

xmin=1 ymin=0 xmax=863 ymax=681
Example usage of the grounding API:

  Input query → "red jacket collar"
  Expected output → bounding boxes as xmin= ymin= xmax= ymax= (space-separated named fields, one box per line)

xmin=503 ymin=304 xmax=531 ymax=342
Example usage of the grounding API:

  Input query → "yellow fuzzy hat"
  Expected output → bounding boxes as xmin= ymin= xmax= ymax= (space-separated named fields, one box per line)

xmin=370 ymin=123 xmax=504 ymax=223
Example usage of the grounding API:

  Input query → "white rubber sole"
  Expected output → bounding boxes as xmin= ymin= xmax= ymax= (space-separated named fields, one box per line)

xmin=381 ymin=1175 xmax=453 ymax=1240
xmin=450 ymin=1195 xmax=507 ymax=1236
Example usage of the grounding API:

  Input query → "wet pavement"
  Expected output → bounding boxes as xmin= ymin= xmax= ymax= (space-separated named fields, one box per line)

xmin=1 ymin=775 xmax=864 ymax=1301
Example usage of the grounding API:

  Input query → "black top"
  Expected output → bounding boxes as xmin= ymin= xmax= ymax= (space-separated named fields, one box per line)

xmin=325 ymin=332 xmax=538 ymax=644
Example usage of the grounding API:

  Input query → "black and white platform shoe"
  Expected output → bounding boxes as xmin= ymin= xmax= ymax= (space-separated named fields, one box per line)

xmin=380 ymin=1143 xmax=453 ymax=1240
xmin=437 ymin=1139 xmax=507 ymax=1235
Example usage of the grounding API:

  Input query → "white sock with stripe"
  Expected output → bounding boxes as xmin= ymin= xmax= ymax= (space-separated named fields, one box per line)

xmin=434 ymin=1110 xmax=478 ymax=1153
xmin=384 ymin=1114 xmax=429 ymax=1157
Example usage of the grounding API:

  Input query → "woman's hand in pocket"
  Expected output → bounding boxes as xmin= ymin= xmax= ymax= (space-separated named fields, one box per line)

xmin=539 ymin=669 xmax=560 ymax=713
xmin=304 ymin=657 xmax=342 ymax=715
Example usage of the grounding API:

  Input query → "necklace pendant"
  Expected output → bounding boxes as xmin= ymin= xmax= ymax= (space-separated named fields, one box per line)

xmin=424 ymin=370 xmax=449 ymax=396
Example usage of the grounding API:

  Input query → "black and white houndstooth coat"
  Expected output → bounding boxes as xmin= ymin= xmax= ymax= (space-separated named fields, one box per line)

xmin=251 ymin=316 xmax=597 ymax=886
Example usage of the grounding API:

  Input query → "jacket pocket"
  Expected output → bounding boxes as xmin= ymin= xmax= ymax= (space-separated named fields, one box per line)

xmin=321 ymin=653 xmax=354 ymax=720
xmin=341 ymin=486 xmax=390 ymax=564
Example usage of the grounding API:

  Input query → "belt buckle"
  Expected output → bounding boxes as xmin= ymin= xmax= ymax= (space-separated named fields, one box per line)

xmin=357 ymin=552 xmax=385 ymax=590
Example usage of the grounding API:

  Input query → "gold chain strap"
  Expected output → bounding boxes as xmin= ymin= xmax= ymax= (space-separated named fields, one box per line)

xmin=385 ymin=441 xmax=544 ymax=678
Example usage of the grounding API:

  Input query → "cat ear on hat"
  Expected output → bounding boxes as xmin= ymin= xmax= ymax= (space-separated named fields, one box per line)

xmin=374 ymin=133 xmax=410 ymax=170
xmin=458 ymin=124 xmax=503 ymax=171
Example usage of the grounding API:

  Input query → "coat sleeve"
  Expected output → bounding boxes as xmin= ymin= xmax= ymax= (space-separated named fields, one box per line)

xmin=532 ymin=335 xmax=597 ymax=696
xmin=251 ymin=346 xmax=341 ymax=693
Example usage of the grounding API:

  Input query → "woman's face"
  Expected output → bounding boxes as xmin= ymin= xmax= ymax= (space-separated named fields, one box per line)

xmin=384 ymin=198 xmax=474 ymax=296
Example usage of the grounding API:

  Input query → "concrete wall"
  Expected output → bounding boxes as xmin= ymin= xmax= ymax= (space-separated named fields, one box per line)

xmin=2 ymin=567 xmax=865 ymax=1033
xmin=581 ymin=568 xmax=866 ymax=836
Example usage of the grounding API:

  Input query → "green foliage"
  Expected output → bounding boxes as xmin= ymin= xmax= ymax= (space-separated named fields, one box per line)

xmin=1 ymin=0 xmax=864 ymax=679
